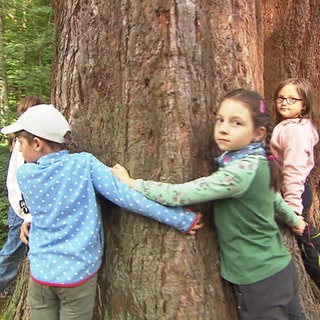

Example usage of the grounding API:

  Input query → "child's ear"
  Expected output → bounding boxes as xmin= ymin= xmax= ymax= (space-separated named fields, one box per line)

xmin=253 ymin=127 xmax=267 ymax=142
xmin=32 ymin=137 xmax=44 ymax=151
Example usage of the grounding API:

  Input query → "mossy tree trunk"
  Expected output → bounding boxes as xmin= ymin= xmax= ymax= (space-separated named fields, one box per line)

xmin=2 ymin=1 xmax=320 ymax=319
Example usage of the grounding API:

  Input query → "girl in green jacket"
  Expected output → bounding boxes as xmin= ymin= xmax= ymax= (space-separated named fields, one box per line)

xmin=112 ymin=89 xmax=306 ymax=320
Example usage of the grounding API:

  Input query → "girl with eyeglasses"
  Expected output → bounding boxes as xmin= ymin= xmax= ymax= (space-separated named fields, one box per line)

xmin=271 ymin=78 xmax=320 ymax=287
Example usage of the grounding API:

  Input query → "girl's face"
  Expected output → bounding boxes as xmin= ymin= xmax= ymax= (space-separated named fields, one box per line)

xmin=275 ymin=84 xmax=305 ymax=119
xmin=214 ymin=99 xmax=264 ymax=151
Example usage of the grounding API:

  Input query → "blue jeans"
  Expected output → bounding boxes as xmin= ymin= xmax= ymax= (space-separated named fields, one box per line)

xmin=0 ymin=206 xmax=26 ymax=292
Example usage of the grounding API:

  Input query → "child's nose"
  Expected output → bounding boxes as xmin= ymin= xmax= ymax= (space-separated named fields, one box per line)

xmin=219 ymin=123 xmax=229 ymax=133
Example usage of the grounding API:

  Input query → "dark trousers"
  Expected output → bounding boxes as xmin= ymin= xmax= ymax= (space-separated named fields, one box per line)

xmin=233 ymin=260 xmax=305 ymax=320
xmin=301 ymin=181 xmax=313 ymax=222
xmin=296 ymin=180 xmax=320 ymax=288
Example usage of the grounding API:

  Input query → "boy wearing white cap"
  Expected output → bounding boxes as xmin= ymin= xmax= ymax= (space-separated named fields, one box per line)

xmin=1 ymin=104 xmax=202 ymax=320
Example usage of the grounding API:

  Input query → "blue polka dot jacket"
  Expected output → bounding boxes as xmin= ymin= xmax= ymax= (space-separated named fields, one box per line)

xmin=17 ymin=150 xmax=197 ymax=287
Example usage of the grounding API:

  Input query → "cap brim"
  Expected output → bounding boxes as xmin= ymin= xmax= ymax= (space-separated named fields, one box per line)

xmin=1 ymin=122 xmax=22 ymax=135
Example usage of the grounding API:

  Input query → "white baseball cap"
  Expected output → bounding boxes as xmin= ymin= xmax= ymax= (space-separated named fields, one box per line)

xmin=1 ymin=104 xmax=71 ymax=143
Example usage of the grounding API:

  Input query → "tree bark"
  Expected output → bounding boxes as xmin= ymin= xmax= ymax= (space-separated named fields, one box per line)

xmin=51 ymin=1 xmax=264 ymax=319
xmin=263 ymin=0 xmax=320 ymax=104
xmin=3 ymin=1 xmax=320 ymax=319
xmin=263 ymin=1 xmax=320 ymax=318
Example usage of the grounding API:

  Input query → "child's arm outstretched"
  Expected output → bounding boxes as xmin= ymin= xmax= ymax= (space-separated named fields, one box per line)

xmin=90 ymin=156 xmax=202 ymax=234
xmin=112 ymin=157 xmax=258 ymax=207
xmin=113 ymin=163 xmax=307 ymax=237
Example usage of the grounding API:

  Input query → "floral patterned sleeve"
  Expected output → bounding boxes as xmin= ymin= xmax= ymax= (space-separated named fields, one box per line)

xmin=135 ymin=156 xmax=260 ymax=206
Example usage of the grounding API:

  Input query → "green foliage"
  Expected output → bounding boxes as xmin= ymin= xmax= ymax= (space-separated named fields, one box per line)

xmin=2 ymin=0 xmax=54 ymax=126
xmin=0 ymin=143 xmax=10 ymax=247
xmin=0 ymin=0 xmax=53 ymax=241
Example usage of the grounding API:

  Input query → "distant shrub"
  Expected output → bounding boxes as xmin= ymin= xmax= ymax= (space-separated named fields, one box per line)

xmin=0 ymin=144 xmax=10 ymax=247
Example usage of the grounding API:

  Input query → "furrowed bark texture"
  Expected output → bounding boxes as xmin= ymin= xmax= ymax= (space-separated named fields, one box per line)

xmin=263 ymin=1 xmax=320 ymax=319
xmin=2 ymin=0 xmax=319 ymax=319
xmin=50 ymin=1 xmax=262 ymax=319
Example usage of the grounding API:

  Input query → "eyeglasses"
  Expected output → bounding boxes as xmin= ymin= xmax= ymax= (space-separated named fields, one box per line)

xmin=275 ymin=96 xmax=303 ymax=105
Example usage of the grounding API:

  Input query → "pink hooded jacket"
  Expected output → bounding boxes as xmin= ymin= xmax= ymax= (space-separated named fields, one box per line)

xmin=271 ymin=118 xmax=319 ymax=214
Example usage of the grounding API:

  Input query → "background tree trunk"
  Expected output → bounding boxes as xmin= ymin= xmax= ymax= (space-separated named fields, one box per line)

xmin=263 ymin=2 xmax=320 ymax=317
xmin=263 ymin=0 xmax=320 ymax=103
xmin=2 ymin=1 xmax=320 ymax=319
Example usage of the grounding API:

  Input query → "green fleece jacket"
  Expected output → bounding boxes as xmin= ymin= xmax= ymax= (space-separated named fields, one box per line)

xmin=135 ymin=155 xmax=298 ymax=285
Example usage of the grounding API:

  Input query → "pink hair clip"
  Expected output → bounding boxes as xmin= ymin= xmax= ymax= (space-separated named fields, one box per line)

xmin=260 ymin=100 xmax=265 ymax=113
xmin=267 ymin=155 xmax=275 ymax=161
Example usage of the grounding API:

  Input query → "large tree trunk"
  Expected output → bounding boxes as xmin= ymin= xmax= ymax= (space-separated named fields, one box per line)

xmin=51 ymin=1 xmax=251 ymax=319
xmin=263 ymin=0 xmax=320 ymax=103
xmin=2 ymin=1 xmax=320 ymax=319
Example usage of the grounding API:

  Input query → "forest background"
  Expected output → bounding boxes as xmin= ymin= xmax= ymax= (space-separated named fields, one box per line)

xmin=0 ymin=0 xmax=320 ymax=319
xmin=0 ymin=0 xmax=53 ymax=246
